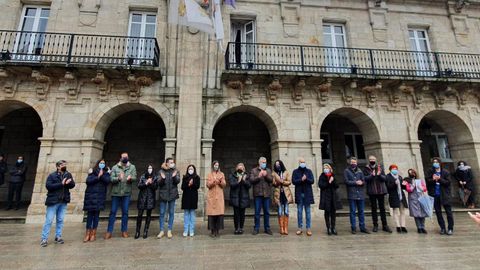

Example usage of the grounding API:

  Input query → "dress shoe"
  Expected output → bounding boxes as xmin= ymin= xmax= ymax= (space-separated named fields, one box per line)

xmin=331 ymin=228 xmax=337 ymax=235
xmin=401 ymin=227 xmax=408 ymax=233
xmin=104 ymin=232 xmax=112 ymax=239
xmin=121 ymin=232 xmax=129 ymax=238
xmin=327 ymin=228 xmax=332 ymax=235
xmin=447 ymin=229 xmax=453 ymax=236
xmin=383 ymin=226 xmax=392 ymax=233
xmin=306 ymin=230 xmax=312 ymax=236
xmin=265 ymin=229 xmax=273 ymax=235
xmin=396 ymin=227 xmax=401 ymax=233
xmin=372 ymin=225 xmax=378 ymax=232
xmin=440 ymin=229 xmax=446 ymax=235
xmin=360 ymin=228 xmax=370 ymax=234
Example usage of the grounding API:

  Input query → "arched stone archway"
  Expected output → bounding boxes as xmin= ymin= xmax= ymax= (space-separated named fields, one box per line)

xmin=0 ymin=100 xmax=43 ymax=217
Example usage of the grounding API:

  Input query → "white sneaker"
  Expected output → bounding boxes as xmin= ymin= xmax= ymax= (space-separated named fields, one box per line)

xmin=183 ymin=231 xmax=188 ymax=237
xmin=189 ymin=232 xmax=195 ymax=237
xmin=157 ymin=231 xmax=164 ymax=239
xmin=167 ymin=230 xmax=173 ymax=239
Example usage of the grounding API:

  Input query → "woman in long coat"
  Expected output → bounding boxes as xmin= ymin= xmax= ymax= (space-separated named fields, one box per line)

xmin=318 ymin=163 xmax=342 ymax=235
xmin=229 ymin=163 xmax=251 ymax=235
xmin=405 ymin=168 xmax=428 ymax=234
xmin=386 ymin=164 xmax=409 ymax=233
xmin=272 ymin=160 xmax=293 ymax=235
xmin=83 ymin=159 xmax=111 ymax=242
xmin=206 ymin=160 xmax=226 ymax=237
xmin=135 ymin=164 xmax=158 ymax=239
xmin=181 ymin=164 xmax=201 ymax=237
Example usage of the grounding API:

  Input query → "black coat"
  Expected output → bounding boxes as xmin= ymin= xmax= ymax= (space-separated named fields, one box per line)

xmin=426 ymin=168 xmax=452 ymax=205
xmin=83 ymin=169 xmax=110 ymax=211
xmin=158 ymin=166 xmax=180 ymax=202
xmin=292 ymin=167 xmax=315 ymax=204
xmin=9 ymin=162 xmax=27 ymax=184
xmin=385 ymin=174 xmax=408 ymax=209
xmin=137 ymin=173 xmax=158 ymax=210
xmin=181 ymin=174 xmax=200 ymax=210
xmin=363 ymin=164 xmax=387 ymax=195
xmin=229 ymin=172 xmax=251 ymax=208
xmin=344 ymin=167 xmax=366 ymax=200
xmin=454 ymin=167 xmax=475 ymax=191
xmin=318 ymin=173 xmax=342 ymax=211
xmin=0 ymin=161 xmax=6 ymax=186
xmin=45 ymin=171 xmax=75 ymax=206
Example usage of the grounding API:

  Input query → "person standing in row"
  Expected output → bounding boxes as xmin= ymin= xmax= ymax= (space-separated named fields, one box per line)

xmin=7 ymin=155 xmax=27 ymax=210
xmin=250 ymin=157 xmax=273 ymax=235
xmin=135 ymin=164 xmax=158 ymax=239
xmin=454 ymin=161 xmax=476 ymax=209
xmin=229 ymin=163 xmax=251 ymax=235
xmin=0 ymin=153 xmax=6 ymax=187
xmin=405 ymin=169 xmax=428 ymax=234
xmin=292 ymin=158 xmax=315 ymax=236
xmin=40 ymin=160 xmax=75 ymax=247
xmin=363 ymin=155 xmax=391 ymax=233
xmin=206 ymin=160 xmax=226 ymax=238
xmin=344 ymin=157 xmax=369 ymax=234
xmin=157 ymin=158 xmax=180 ymax=239
xmin=272 ymin=160 xmax=293 ymax=235
xmin=83 ymin=159 xmax=110 ymax=242
xmin=181 ymin=164 xmax=200 ymax=237
xmin=318 ymin=163 xmax=342 ymax=236
xmin=105 ymin=152 xmax=137 ymax=239
xmin=386 ymin=164 xmax=408 ymax=233
xmin=426 ymin=158 xmax=454 ymax=235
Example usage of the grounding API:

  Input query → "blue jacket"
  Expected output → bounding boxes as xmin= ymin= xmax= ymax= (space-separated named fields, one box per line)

xmin=292 ymin=167 xmax=315 ymax=205
xmin=344 ymin=167 xmax=366 ymax=200
xmin=45 ymin=170 xmax=75 ymax=206
xmin=83 ymin=169 xmax=111 ymax=211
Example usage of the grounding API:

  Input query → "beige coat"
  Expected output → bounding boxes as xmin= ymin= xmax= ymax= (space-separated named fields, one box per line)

xmin=206 ymin=171 xmax=226 ymax=216
xmin=272 ymin=171 xmax=294 ymax=205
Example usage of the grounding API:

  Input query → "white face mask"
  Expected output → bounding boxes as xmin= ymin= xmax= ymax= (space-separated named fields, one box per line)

xmin=213 ymin=165 xmax=219 ymax=171
xmin=169 ymin=163 xmax=175 ymax=169
xmin=147 ymin=168 xmax=153 ymax=174
xmin=188 ymin=169 xmax=194 ymax=175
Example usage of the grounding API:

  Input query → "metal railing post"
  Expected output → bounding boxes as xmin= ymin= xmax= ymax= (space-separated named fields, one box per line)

xmin=300 ymin=45 xmax=305 ymax=72
xmin=66 ymin=34 xmax=75 ymax=64
xmin=369 ymin=49 xmax=375 ymax=76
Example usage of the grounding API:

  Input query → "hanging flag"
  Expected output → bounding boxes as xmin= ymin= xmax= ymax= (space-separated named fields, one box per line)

xmin=224 ymin=0 xmax=236 ymax=8
xmin=168 ymin=0 xmax=215 ymax=34
xmin=212 ymin=0 xmax=224 ymax=42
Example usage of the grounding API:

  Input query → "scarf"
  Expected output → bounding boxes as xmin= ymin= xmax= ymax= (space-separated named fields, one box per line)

xmin=393 ymin=174 xmax=402 ymax=200
xmin=414 ymin=179 xmax=423 ymax=193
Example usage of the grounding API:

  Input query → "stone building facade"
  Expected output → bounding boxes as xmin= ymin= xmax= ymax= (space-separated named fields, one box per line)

xmin=0 ymin=0 xmax=479 ymax=223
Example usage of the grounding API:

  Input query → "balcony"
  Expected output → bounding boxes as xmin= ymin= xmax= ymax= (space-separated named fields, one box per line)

xmin=0 ymin=30 xmax=160 ymax=69
xmin=225 ymin=42 xmax=480 ymax=81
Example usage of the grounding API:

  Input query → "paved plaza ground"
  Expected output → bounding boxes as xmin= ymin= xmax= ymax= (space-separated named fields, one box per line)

xmin=0 ymin=212 xmax=479 ymax=270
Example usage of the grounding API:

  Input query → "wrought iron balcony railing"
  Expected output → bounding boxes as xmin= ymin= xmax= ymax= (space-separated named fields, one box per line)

xmin=0 ymin=30 xmax=159 ymax=68
xmin=225 ymin=42 xmax=480 ymax=79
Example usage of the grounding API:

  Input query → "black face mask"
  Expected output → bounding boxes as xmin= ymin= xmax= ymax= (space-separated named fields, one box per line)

xmin=237 ymin=169 xmax=243 ymax=173
xmin=60 ymin=167 xmax=67 ymax=172
xmin=121 ymin=158 xmax=129 ymax=164
xmin=369 ymin=161 xmax=376 ymax=166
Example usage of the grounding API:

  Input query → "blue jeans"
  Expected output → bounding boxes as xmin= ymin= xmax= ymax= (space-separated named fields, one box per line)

xmin=183 ymin=209 xmax=196 ymax=234
xmin=41 ymin=203 xmax=67 ymax=240
xmin=159 ymin=200 xmax=176 ymax=231
xmin=254 ymin=196 xmax=270 ymax=231
xmin=348 ymin=199 xmax=366 ymax=230
xmin=86 ymin=210 xmax=100 ymax=229
xmin=297 ymin=194 xmax=311 ymax=229
xmin=278 ymin=203 xmax=289 ymax=216
xmin=107 ymin=196 xmax=130 ymax=233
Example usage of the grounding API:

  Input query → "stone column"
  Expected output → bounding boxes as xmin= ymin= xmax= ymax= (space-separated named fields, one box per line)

xmin=200 ymin=138 xmax=214 ymax=217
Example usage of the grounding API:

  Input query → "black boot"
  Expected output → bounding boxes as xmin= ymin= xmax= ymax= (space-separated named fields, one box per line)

xmin=135 ymin=215 xmax=142 ymax=239
xmin=143 ymin=213 xmax=151 ymax=239
xmin=372 ymin=224 xmax=378 ymax=232
xmin=331 ymin=228 xmax=337 ymax=235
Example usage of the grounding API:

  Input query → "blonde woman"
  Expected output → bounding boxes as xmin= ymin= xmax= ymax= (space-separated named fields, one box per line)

xmin=272 ymin=160 xmax=293 ymax=235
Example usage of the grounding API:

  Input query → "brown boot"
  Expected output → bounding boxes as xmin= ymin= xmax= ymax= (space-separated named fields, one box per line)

xmin=284 ymin=216 xmax=289 ymax=235
xmin=278 ymin=217 xmax=283 ymax=235
xmin=90 ymin=229 xmax=97 ymax=242
xmin=83 ymin=229 xmax=91 ymax=243
xmin=104 ymin=232 xmax=112 ymax=240
xmin=122 ymin=231 xmax=129 ymax=238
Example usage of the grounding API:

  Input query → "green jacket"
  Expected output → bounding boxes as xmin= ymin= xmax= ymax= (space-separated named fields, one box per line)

xmin=110 ymin=162 xmax=137 ymax=196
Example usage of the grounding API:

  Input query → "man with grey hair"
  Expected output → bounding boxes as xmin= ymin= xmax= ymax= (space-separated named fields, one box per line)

xmin=249 ymin=156 xmax=273 ymax=235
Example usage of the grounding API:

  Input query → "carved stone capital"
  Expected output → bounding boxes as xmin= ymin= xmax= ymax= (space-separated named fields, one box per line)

xmin=292 ymin=78 xmax=305 ymax=104
xmin=267 ymin=78 xmax=282 ymax=105
xmin=32 ymin=70 xmax=51 ymax=100
xmin=61 ymin=71 xmax=80 ymax=99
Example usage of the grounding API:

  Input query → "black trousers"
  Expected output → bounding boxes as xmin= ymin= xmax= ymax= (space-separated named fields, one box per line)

xmin=434 ymin=197 xmax=454 ymax=230
xmin=233 ymin=207 xmax=246 ymax=230
xmin=324 ymin=209 xmax=336 ymax=229
xmin=8 ymin=182 xmax=23 ymax=207
xmin=136 ymin=209 xmax=152 ymax=232
xmin=369 ymin=194 xmax=388 ymax=227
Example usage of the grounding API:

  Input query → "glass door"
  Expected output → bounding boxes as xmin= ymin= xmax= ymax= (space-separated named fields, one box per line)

xmin=127 ymin=12 xmax=157 ymax=65
xmin=408 ymin=29 xmax=434 ymax=76
xmin=15 ymin=6 xmax=50 ymax=61
xmin=230 ymin=20 xmax=256 ymax=69
xmin=323 ymin=24 xmax=348 ymax=73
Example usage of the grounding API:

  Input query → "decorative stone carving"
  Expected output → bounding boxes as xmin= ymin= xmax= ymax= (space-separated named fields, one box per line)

xmin=242 ymin=77 xmax=253 ymax=102
xmin=315 ymin=78 xmax=333 ymax=107
xmin=413 ymin=83 xmax=430 ymax=107
xmin=362 ymin=81 xmax=382 ymax=108
xmin=292 ymin=78 xmax=305 ymax=104
xmin=78 ymin=0 xmax=102 ymax=27
xmin=433 ymin=88 xmax=447 ymax=107
xmin=61 ymin=71 xmax=80 ymax=99
xmin=368 ymin=0 xmax=388 ymax=43
xmin=280 ymin=1 xmax=301 ymax=38
xmin=342 ymin=80 xmax=357 ymax=106
xmin=92 ymin=70 xmax=109 ymax=101
xmin=31 ymin=70 xmax=50 ymax=100
xmin=267 ymin=78 xmax=282 ymax=105
xmin=448 ymin=1 xmax=470 ymax=46
xmin=127 ymin=74 xmax=153 ymax=101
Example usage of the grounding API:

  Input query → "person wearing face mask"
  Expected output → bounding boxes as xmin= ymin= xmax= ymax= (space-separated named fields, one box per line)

xmin=40 ymin=160 xmax=75 ymax=247
xmin=157 ymin=157 xmax=180 ymax=239
xmin=0 ymin=153 xmax=7 ymax=187
xmin=363 ymin=155 xmax=391 ymax=233
xmin=105 ymin=152 xmax=137 ymax=240
xmin=292 ymin=157 xmax=315 ymax=236
xmin=344 ymin=157 xmax=369 ymax=234
xmin=426 ymin=157 xmax=454 ymax=235
xmin=135 ymin=164 xmax=158 ymax=239
xmin=272 ymin=160 xmax=293 ymax=235
xmin=7 ymin=155 xmax=27 ymax=210
xmin=83 ymin=159 xmax=111 ymax=242
xmin=319 ymin=163 xmax=342 ymax=235
xmin=249 ymin=156 xmax=273 ymax=235
xmin=385 ymin=164 xmax=408 ymax=234
xmin=207 ymin=160 xmax=226 ymax=237
xmin=229 ymin=163 xmax=251 ymax=235
xmin=454 ymin=161 xmax=475 ymax=209
xmin=404 ymin=169 xmax=428 ymax=234
xmin=181 ymin=165 xmax=200 ymax=237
